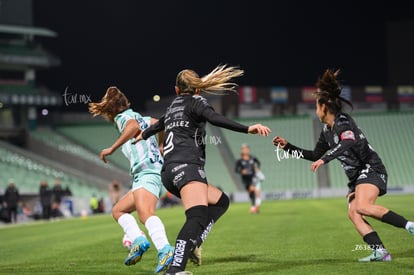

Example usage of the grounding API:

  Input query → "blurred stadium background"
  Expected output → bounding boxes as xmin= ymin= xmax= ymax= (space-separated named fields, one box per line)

xmin=1 ymin=1 xmax=414 ymax=220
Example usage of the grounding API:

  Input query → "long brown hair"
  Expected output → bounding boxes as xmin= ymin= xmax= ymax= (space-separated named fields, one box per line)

xmin=176 ymin=65 xmax=244 ymax=95
xmin=88 ymin=86 xmax=130 ymax=122
xmin=314 ymin=69 xmax=353 ymax=114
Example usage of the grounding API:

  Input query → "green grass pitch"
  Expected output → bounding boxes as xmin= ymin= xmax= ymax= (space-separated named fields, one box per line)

xmin=1 ymin=195 xmax=413 ymax=274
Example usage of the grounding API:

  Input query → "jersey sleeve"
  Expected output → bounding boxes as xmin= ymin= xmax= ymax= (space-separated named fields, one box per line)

xmin=235 ymin=159 xmax=242 ymax=173
xmin=114 ymin=113 xmax=133 ymax=133
xmin=321 ymin=114 xmax=356 ymax=163
xmin=137 ymin=116 xmax=151 ymax=131
xmin=191 ymin=95 xmax=213 ymax=118
xmin=191 ymin=95 xmax=248 ymax=133
xmin=142 ymin=115 xmax=165 ymax=140
xmin=202 ymin=108 xmax=249 ymax=133
xmin=253 ymin=157 xmax=261 ymax=168
xmin=283 ymin=131 xmax=330 ymax=161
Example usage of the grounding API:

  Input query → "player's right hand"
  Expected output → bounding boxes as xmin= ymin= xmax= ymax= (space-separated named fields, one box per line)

xmin=272 ymin=136 xmax=287 ymax=148
xmin=132 ymin=132 xmax=143 ymax=144
xmin=247 ymin=124 xmax=271 ymax=136
xmin=100 ymin=147 xmax=114 ymax=164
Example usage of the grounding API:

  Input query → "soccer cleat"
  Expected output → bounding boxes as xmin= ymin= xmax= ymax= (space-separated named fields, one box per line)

xmin=124 ymin=236 xmax=151 ymax=266
xmin=407 ymin=223 xmax=414 ymax=235
xmin=358 ymin=249 xmax=392 ymax=262
xmin=189 ymin=246 xmax=202 ymax=266
xmin=163 ymin=272 xmax=193 ymax=275
xmin=155 ymin=244 xmax=174 ymax=273
xmin=249 ymin=206 xmax=258 ymax=214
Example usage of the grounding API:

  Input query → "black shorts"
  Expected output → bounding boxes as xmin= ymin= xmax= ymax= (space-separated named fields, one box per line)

xmin=161 ymin=163 xmax=208 ymax=198
xmin=347 ymin=167 xmax=388 ymax=197
xmin=241 ymin=176 xmax=254 ymax=191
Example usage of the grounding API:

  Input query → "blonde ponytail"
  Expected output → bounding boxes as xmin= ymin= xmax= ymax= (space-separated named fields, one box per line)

xmin=176 ymin=65 xmax=244 ymax=95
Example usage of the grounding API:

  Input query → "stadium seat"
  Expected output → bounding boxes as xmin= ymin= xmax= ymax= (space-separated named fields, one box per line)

xmin=0 ymin=146 xmax=106 ymax=197
xmin=56 ymin=124 xmax=129 ymax=171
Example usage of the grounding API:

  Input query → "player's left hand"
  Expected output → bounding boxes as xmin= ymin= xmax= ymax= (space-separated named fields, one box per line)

xmin=100 ymin=147 xmax=114 ymax=163
xmin=272 ymin=136 xmax=287 ymax=148
xmin=311 ymin=159 xmax=325 ymax=172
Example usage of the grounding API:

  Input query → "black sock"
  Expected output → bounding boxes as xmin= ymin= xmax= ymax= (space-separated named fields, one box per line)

xmin=248 ymin=191 xmax=255 ymax=206
xmin=168 ymin=205 xmax=208 ymax=273
xmin=381 ymin=210 xmax=408 ymax=228
xmin=198 ymin=193 xmax=230 ymax=246
xmin=363 ymin=231 xmax=385 ymax=250
xmin=209 ymin=192 xmax=230 ymax=221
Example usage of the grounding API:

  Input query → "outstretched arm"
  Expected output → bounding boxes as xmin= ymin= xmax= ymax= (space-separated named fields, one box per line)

xmin=133 ymin=115 xmax=166 ymax=143
xmin=101 ymin=119 xmax=139 ymax=163
xmin=202 ymin=108 xmax=271 ymax=136
xmin=273 ymin=135 xmax=329 ymax=161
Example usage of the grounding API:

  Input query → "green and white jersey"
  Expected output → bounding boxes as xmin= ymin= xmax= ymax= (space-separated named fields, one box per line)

xmin=114 ymin=109 xmax=163 ymax=176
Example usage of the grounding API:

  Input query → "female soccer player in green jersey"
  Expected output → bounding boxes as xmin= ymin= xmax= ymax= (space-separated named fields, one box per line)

xmin=89 ymin=87 xmax=174 ymax=273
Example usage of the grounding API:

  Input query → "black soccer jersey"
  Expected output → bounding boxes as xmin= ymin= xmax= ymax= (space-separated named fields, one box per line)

xmin=284 ymin=113 xmax=386 ymax=183
xmin=235 ymin=156 xmax=261 ymax=179
xmin=142 ymin=94 xmax=249 ymax=167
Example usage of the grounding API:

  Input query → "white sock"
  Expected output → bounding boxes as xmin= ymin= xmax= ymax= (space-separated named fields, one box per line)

xmin=405 ymin=221 xmax=414 ymax=230
xmin=118 ymin=213 xmax=145 ymax=242
xmin=145 ymin=215 xmax=169 ymax=251
xmin=255 ymin=198 xmax=262 ymax=207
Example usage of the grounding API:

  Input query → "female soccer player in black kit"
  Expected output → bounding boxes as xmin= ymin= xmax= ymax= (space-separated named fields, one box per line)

xmin=273 ymin=69 xmax=414 ymax=262
xmin=235 ymin=143 xmax=261 ymax=213
xmin=135 ymin=65 xmax=271 ymax=275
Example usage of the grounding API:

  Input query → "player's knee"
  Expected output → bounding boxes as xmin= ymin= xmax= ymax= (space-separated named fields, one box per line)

xmin=355 ymin=203 xmax=372 ymax=216
xmin=217 ymin=193 xmax=230 ymax=211
xmin=348 ymin=205 xmax=355 ymax=218
xmin=348 ymin=202 xmax=365 ymax=221
xmin=111 ymin=204 xmax=121 ymax=220
xmin=185 ymin=205 xmax=209 ymax=229
xmin=348 ymin=208 xmax=358 ymax=221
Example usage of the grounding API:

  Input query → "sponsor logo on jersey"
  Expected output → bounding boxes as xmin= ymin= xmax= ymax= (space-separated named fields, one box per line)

xmin=333 ymin=133 xmax=339 ymax=144
xmin=173 ymin=111 xmax=184 ymax=120
xmin=165 ymin=106 xmax=185 ymax=118
xmin=198 ymin=168 xmax=206 ymax=179
xmin=173 ymin=171 xmax=185 ymax=185
xmin=357 ymin=173 xmax=368 ymax=180
xmin=340 ymin=130 xmax=355 ymax=140
xmin=193 ymin=95 xmax=209 ymax=106
xmin=328 ymin=143 xmax=341 ymax=156
xmin=171 ymin=163 xmax=188 ymax=173
xmin=172 ymin=98 xmax=184 ymax=104
xmin=342 ymin=165 xmax=354 ymax=171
